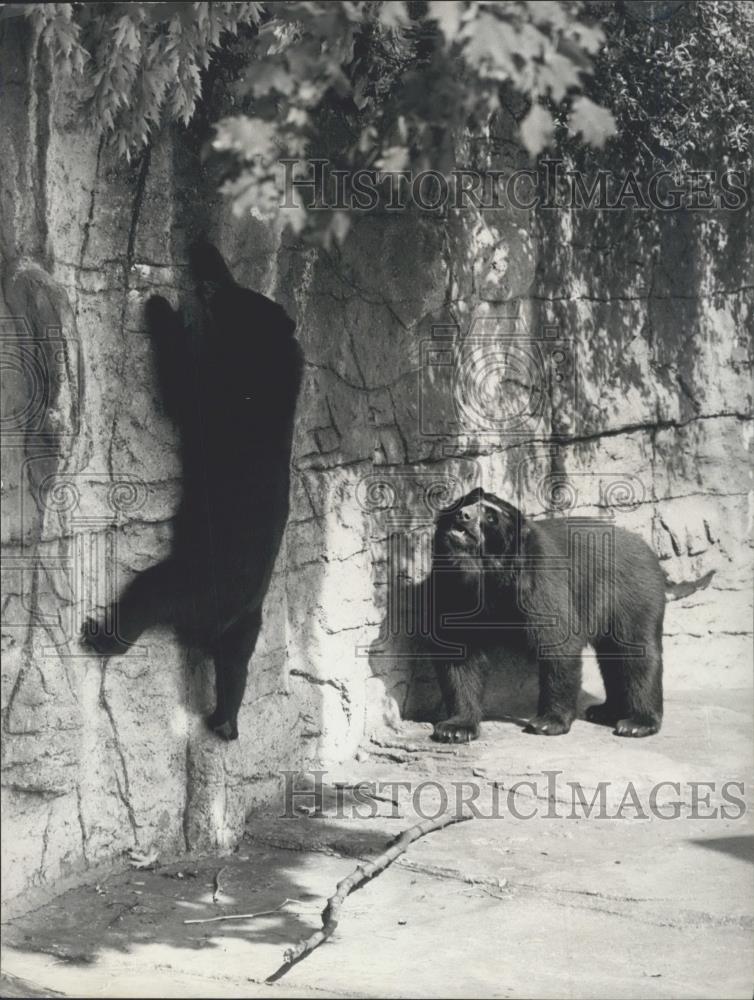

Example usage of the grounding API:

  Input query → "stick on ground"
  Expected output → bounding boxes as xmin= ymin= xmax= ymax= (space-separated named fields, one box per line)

xmin=183 ymin=899 xmax=301 ymax=925
xmin=266 ymin=811 xmax=473 ymax=983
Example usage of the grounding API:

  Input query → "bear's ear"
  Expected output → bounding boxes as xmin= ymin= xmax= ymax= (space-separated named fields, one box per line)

xmin=444 ymin=486 xmax=483 ymax=514
xmin=481 ymin=490 xmax=512 ymax=513
xmin=481 ymin=492 xmax=521 ymax=521
xmin=189 ymin=239 xmax=234 ymax=287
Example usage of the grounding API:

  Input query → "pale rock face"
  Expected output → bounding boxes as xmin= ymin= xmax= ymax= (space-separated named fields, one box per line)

xmin=1 ymin=24 xmax=751 ymax=914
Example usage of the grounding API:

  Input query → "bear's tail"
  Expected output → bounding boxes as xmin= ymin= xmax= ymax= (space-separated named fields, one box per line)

xmin=664 ymin=568 xmax=716 ymax=601
xmin=189 ymin=239 xmax=234 ymax=287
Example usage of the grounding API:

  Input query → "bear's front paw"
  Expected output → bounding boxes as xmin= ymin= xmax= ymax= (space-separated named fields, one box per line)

xmin=189 ymin=240 xmax=232 ymax=287
xmin=145 ymin=295 xmax=177 ymax=326
xmin=614 ymin=715 xmax=661 ymax=738
xmin=80 ymin=617 xmax=130 ymax=656
xmin=525 ymin=713 xmax=572 ymax=736
xmin=432 ymin=717 xmax=480 ymax=743
xmin=206 ymin=711 xmax=239 ymax=742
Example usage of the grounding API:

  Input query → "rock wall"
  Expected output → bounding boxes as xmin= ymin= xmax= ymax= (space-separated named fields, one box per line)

xmin=369 ymin=200 xmax=753 ymax=720
xmin=0 ymin=25 xmax=335 ymax=912
xmin=531 ymin=203 xmax=753 ymax=689
xmin=1 ymin=22 xmax=752 ymax=915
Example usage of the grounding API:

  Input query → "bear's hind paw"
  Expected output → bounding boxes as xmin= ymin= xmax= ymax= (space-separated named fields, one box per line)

xmin=80 ymin=617 xmax=130 ymax=656
xmin=525 ymin=713 xmax=573 ymax=736
xmin=206 ymin=712 xmax=239 ymax=741
xmin=614 ymin=716 xmax=660 ymax=738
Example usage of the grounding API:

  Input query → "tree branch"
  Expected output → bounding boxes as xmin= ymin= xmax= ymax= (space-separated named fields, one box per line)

xmin=266 ymin=812 xmax=473 ymax=982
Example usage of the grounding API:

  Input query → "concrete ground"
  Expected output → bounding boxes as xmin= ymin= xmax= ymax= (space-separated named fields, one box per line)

xmin=2 ymin=688 xmax=753 ymax=999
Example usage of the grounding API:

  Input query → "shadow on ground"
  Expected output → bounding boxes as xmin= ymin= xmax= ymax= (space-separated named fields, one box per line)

xmin=2 ymin=689 xmax=753 ymax=999
xmin=2 ymin=820 xmax=392 ymax=964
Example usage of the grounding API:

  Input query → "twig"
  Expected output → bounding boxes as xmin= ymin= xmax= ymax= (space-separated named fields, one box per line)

xmin=106 ymin=897 xmax=140 ymax=928
xmin=368 ymin=737 xmax=460 ymax=755
xmin=364 ymin=747 xmax=412 ymax=764
xmin=183 ymin=898 xmax=300 ymax=925
xmin=266 ymin=812 xmax=473 ymax=982
xmin=332 ymin=782 xmax=400 ymax=807
xmin=212 ymin=866 xmax=227 ymax=904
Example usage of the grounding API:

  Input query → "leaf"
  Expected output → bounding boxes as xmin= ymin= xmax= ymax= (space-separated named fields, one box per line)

xmin=540 ymin=50 xmax=583 ymax=102
xmin=330 ymin=210 xmax=351 ymax=244
xmin=378 ymin=2 xmax=409 ymax=30
xmin=213 ymin=115 xmax=277 ymax=157
xmin=462 ymin=11 xmax=517 ymax=80
xmin=569 ymin=23 xmax=604 ymax=58
xmin=569 ymin=96 xmax=616 ymax=147
xmin=285 ymin=106 xmax=309 ymax=127
xmin=430 ymin=0 xmax=463 ymax=40
xmin=246 ymin=60 xmax=297 ymax=97
xmin=376 ymin=145 xmax=409 ymax=172
xmin=519 ymin=103 xmax=554 ymax=156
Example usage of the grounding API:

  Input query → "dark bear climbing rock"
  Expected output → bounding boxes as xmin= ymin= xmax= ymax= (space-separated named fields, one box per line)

xmin=81 ymin=240 xmax=304 ymax=741
xmin=427 ymin=487 xmax=666 ymax=742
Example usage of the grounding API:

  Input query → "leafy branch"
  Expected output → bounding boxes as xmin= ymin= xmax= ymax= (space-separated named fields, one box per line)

xmin=13 ymin=0 xmax=751 ymax=243
xmin=8 ymin=2 xmax=264 ymax=157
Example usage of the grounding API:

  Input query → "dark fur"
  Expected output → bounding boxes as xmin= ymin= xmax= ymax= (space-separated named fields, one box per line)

xmin=428 ymin=487 xmax=666 ymax=742
xmin=81 ymin=241 xmax=303 ymax=740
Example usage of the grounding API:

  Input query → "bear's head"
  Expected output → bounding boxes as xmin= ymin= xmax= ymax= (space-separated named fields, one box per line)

xmin=189 ymin=238 xmax=297 ymax=340
xmin=432 ymin=487 xmax=527 ymax=568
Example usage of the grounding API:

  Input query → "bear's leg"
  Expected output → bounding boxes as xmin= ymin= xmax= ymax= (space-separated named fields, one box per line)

xmin=81 ymin=560 xmax=181 ymax=655
xmin=207 ymin=608 xmax=263 ymax=741
xmin=145 ymin=295 xmax=192 ymax=419
xmin=526 ymin=657 xmax=582 ymax=735
xmin=588 ymin=630 xmax=663 ymax=737
xmin=432 ymin=656 xmax=486 ymax=743
xmin=585 ymin=637 xmax=627 ymax=727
